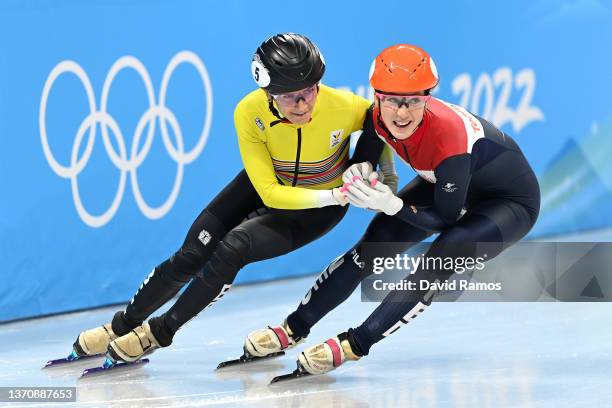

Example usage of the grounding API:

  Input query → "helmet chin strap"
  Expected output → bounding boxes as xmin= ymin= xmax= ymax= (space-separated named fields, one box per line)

xmin=375 ymin=97 xmax=396 ymax=140
xmin=267 ymin=94 xmax=293 ymax=127
xmin=267 ymin=94 xmax=284 ymax=121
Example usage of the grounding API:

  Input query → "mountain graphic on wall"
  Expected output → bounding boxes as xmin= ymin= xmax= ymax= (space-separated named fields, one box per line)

xmin=533 ymin=117 xmax=612 ymax=237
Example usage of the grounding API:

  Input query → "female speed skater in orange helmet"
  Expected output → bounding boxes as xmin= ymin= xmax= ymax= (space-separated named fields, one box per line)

xmin=241 ymin=44 xmax=540 ymax=381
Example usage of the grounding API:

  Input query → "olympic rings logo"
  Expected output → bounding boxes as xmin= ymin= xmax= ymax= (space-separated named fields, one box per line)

xmin=39 ymin=51 xmax=213 ymax=228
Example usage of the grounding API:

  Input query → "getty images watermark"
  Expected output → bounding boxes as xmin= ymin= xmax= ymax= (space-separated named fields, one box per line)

xmin=371 ymin=252 xmax=500 ymax=292
xmin=360 ymin=242 xmax=612 ymax=302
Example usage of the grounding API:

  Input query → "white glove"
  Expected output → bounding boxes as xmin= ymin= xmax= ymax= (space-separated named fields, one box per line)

xmin=345 ymin=178 xmax=403 ymax=216
xmin=342 ymin=162 xmax=373 ymax=185
xmin=367 ymin=171 xmax=382 ymax=185
xmin=363 ymin=172 xmax=385 ymax=213
xmin=332 ymin=188 xmax=349 ymax=206
xmin=342 ymin=185 xmax=368 ymax=208
xmin=340 ymin=172 xmax=387 ymax=209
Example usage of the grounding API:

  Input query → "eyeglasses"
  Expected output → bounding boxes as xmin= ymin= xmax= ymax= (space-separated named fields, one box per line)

xmin=375 ymin=92 xmax=430 ymax=112
xmin=270 ymin=84 xmax=318 ymax=107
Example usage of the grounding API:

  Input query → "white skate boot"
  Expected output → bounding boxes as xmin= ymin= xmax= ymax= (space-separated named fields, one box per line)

xmin=244 ymin=319 xmax=304 ymax=357
xmin=73 ymin=323 xmax=118 ymax=357
xmin=297 ymin=332 xmax=361 ymax=375
xmin=107 ymin=322 xmax=161 ymax=363
xmin=270 ymin=332 xmax=362 ymax=383
xmin=217 ymin=319 xmax=305 ymax=368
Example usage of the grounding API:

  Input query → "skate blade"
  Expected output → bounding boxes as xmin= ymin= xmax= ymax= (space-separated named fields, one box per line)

xmin=217 ymin=351 xmax=285 ymax=369
xmin=79 ymin=358 xmax=150 ymax=378
xmin=269 ymin=367 xmax=311 ymax=384
xmin=43 ymin=351 xmax=104 ymax=368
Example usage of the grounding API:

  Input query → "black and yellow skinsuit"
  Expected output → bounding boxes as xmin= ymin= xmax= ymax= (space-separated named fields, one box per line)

xmin=111 ymin=85 xmax=395 ymax=345
xmin=236 ymin=85 xmax=394 ymax=208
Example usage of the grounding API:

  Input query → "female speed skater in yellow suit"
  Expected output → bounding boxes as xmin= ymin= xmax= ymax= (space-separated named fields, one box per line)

xmin=69 ymin=33 xmax=397 ymax=367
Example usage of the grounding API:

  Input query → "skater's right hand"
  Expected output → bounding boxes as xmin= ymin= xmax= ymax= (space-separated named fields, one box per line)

xmin=332 ymin=188 xmax=349 ymax=206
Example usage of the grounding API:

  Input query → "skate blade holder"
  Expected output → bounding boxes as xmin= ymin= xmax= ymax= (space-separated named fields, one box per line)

xmin=43 ymin=351 xmax=104 ymax=369
xmin=217 ymin=351 xmax=285 ymax=369
xmin=78 ymin=358 xmax=150 ymax=379
xmin=269 ymin=363 xmax=311 ymax=384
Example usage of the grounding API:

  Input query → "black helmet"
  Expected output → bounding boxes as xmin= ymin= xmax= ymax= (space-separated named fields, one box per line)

xmin=252 ymin=33 xmax=325 ymax=94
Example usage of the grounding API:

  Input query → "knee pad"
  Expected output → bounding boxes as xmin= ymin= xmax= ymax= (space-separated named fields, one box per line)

xmin=346 ymin=248 xmax=371 ymax=281
xmin=408 ymin=264 xmax=459 ymax=306
xmin=158 ymin=256 xmax=196 ymax=285
xmin=216 ymin=227 xmax=252 ymax=267
xmin=199 ymin=227 xmax=252 ymax=288
xmin=362 ymin=215 xmax=398 ymax=243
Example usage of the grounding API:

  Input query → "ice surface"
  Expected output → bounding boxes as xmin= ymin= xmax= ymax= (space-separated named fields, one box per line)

xmin=1 ymin=227 xmax=612 ymax=406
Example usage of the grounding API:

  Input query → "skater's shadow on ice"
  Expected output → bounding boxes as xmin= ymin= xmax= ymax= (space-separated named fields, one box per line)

xmin=76 ymin=377 xmax=158 ymax=404
xmin=42 ymin=360 xmax=106 ymax=379
xmin=76 ymin=370 xmax=151 ymax=383
xmin=215 ymin=361 xmax=286 ymax=379
xmin=215 ymin=362 xmax=286 ymax=390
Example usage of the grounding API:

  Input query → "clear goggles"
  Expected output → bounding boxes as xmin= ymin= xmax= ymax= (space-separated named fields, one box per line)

xmin=270 ymin=84 xmax=318 ymax=107
xmin=375 ymin=92 xmax=430 ymax=111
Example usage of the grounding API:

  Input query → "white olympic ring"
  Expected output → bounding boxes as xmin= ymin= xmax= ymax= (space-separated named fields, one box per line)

xmin=39 ymin=51 xmax=213 ymax=228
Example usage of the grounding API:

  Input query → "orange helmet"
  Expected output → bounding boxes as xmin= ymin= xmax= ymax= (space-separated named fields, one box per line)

xmin=369 ymin=44 xmax=439 ymax=94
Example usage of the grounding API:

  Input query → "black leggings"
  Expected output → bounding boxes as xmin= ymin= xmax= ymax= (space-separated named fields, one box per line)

xmin=287 ymin=176 xmax=539 ymax=354
xmin=115 ymin=170 xmax=347 ymax=344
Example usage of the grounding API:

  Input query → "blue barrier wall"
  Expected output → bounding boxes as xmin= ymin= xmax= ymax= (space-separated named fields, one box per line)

xmin=1 ymin=0 xmax=610 ymax=321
